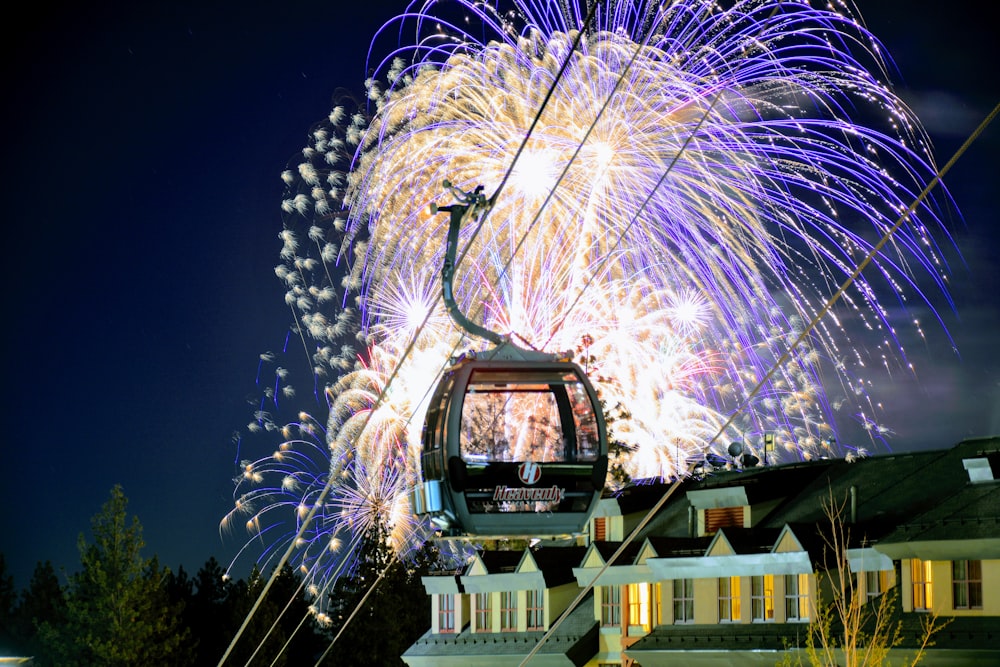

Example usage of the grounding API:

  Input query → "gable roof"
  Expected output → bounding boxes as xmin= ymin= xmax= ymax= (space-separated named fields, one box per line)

xmin=402 ymin=592 xmax=598 ymax=666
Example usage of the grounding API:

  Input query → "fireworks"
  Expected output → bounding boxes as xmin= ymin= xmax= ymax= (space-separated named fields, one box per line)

xmin=226 ymin=0 xmax=957 ymax=613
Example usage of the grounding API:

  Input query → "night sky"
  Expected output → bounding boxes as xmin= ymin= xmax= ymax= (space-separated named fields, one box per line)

xmin=2 ymin=0 xmax=997 ymax=589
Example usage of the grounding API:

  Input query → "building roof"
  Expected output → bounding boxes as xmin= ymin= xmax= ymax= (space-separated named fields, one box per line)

xmin=402 ymin=593 xmax=598 ymax=667
xmin=477 ymin=549 xmax=526 ymax=575
xmin=589 ymin=540 xmax=643 ymax=564
xmin=530 ymin=546 xmax=588 ymax=587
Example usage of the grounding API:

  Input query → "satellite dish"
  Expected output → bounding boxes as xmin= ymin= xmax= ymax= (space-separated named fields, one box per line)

xmin=728 ymin=442 xmax=744 ymax=457
xmin=741 ymin=452 xmax=760 ymax=468
xmin=706 ymin=452 xmax=727 ymax=468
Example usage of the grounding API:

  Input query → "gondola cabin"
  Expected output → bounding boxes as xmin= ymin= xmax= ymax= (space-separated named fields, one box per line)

xmin=411 ymin=343 xmax=608 ymax=537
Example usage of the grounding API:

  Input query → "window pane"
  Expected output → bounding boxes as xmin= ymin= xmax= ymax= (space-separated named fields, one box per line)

xmin=601 ymin=586 xmax=621 ymax=627
xmin=462 ymin=369 xmax=599 ymax=464
xmin=952 ymin=559 xmax=983 ymax=610
xmin=911 ymin=559 xmax=933 ymax=611
xmin=751 ymin=575 xmax=774 ymax=621
xmin=476 ymin=592 xmax=491 ymax=632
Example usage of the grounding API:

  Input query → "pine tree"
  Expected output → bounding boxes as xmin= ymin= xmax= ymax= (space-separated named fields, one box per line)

xmin=36 ymin=485 xmax=193 ymax=666
xmin=185 ymin=557 xmax=233 ymax=666
xmin=0 ymin=554 xmax=16 ymax=651
xmin=220 ymin=564 xmax=289 ymax=667
xmin=8 ymin=560 xmax=67 ymax=659
xmin=320 ymin=525 xmax=436 ymax=666
xmin=165 ymin=565 xmax=201 ymax=661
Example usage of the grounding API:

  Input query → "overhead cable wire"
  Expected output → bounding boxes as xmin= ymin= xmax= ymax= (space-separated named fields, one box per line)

xmin=218 ymin=4 xmax=600 ymax=665
xmin=297 ymin=5 xmax=611 ymax=662
xmin=518 ymin=100 xmax=1000 ymax=666
xmin=313 ymin=558 xmax=399 ymax=666
xmin=251 ymin=530 xmax=366 ymax=667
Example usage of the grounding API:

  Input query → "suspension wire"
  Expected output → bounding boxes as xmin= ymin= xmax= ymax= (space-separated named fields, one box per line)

xmin=256 ymin=332 xmax=475 ymax=667
xmin=219 ymin=5 xmax=601 ymax=665
xmin=253 ymin=530 xmax=366 ymax=667
xmin=268 ymin=610 xmax=312 ymax=667
xmin=300 ymin=5 xmax=611 ymax=662
xmin=453 ymin=0 xmax=600 ymax=271
xmin=543 ymin=87 xmax=724 ymax=350
xmin=313 ymin=558 xmax=399 ymax=666
xmin=481 ymin=7 xmax=663 ymax=327
xmin=243 ymin=559 xmax=310 ymax=667
xmin=517 ymin=85 xmax=725 ymax=667
xmin=518 ymin=101 xmax=1000 ymax=666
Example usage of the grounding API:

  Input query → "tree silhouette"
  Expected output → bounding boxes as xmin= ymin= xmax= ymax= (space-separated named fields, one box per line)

xmin=6 ymin=560 xmax=67 ymax=659
xmin=220 ymin=564 xmax=291 ymax=666
xmin=177 ymin=557 xmax=233 ymax=666
xmin=0 ymin=554 xmax=16 ymax=651
xmin=36 ymin=485 xmax=193 ymax=666
xmin=319 ymin=525 xmax=437 ymax=666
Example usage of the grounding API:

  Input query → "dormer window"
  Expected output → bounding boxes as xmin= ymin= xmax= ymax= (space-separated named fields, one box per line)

xmin=527 ymin=589 xmax=545 ymax=630
xmin=594 ymin=516 xmax=607 ymax=541
xmin=704 ymin=506 xmax=744 ymax=534
xmin=686 ymin=487 xmax=749 ymax=536
xmin=438 ymin=594 xmax=456 ymax=633
xmin=501 ymin=591 xmax=518 ymax=631
xmin=475 ymin=592 xmax=491 ymax=632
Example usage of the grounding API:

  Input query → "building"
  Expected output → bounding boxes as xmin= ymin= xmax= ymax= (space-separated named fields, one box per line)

xmin=403 ymin=436 xmax=1000 ymax=666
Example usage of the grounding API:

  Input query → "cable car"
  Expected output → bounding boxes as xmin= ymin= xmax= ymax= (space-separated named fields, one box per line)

xmin=409 ymin=183 xmax=609 ymax=537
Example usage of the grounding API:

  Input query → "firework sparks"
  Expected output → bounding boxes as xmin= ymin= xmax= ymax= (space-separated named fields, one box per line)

xmin=227 ymin=0 xmax=958 ymax=616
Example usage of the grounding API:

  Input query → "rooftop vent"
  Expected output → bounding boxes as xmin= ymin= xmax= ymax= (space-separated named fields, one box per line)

xmin=963 ymin=457 xmax=995 ymax=483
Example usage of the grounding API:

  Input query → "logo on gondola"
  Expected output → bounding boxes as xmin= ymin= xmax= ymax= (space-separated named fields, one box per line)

xmin=518 ymin=461 xmax=541 ymax=485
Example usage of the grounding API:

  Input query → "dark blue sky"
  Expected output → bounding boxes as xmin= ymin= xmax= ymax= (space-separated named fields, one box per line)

xmin=2 ymin=0 xmax=997 ymax=589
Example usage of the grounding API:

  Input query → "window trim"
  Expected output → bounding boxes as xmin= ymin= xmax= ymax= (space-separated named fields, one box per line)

xmin=784 ymin=573 xmax=809 ymax=622
xmin=438 ymin=593 xmax=456 ymax=633
xmin=751 ymin=574 xmax=775 ymax=622
xmin=627 ymin=582 xmax=652 ymax=630
xmin=601 ymin=585 xmax=621 ymax=627
xmin=475 ymin=592 xmax=491 ymax=633
xmin=500 ymin=590 xmax=517 ymax=631
xmin=672 ymin=578 xmax=695 ymax=624
xmin=527 ymin=589 xmax=545 ymax=630
xmin=865 ymin=570 xmax=890 ymax=601
xmin=952 ymin=559 xmax=983 ymax=610
xmin=718 ymin=576 xmax=741 ymax=623
xmin=911 ymin=558 xmax=934 ymax=612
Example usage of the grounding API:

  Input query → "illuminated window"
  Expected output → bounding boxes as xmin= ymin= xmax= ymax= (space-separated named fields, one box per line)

xmin=718 ymin=576 xmax=741 ymax=622
xmin=865 ymin=570 xmax=890 ymax=601
xmin=438 ymin=594 xmax=455 ymax=633
xmin=673 ymin=579 xmax=694 ymax=624
xmin=501 ymin=591 xmax=517 ymax=631
xmin=475 ymin=592 xmax=491 ymax=632
xmin=784 ymin=574 xmax=809 ymax=622
xmin=601 ymin=586 xmax=621 ymax=627
xmin=952 ymin=560 xmax=982 ymax=610
xmin=527 ymin=589 xmax=545 ymax=630
xmin=751 ymin=575 xmax=775 ymax=622
xmin=652 ymin=582 xmax=663 ymax=627
xmin=911 ymin=559 xmax=933 ymax=611
xmin=627 ymin=583 xmax=651 ymax=630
